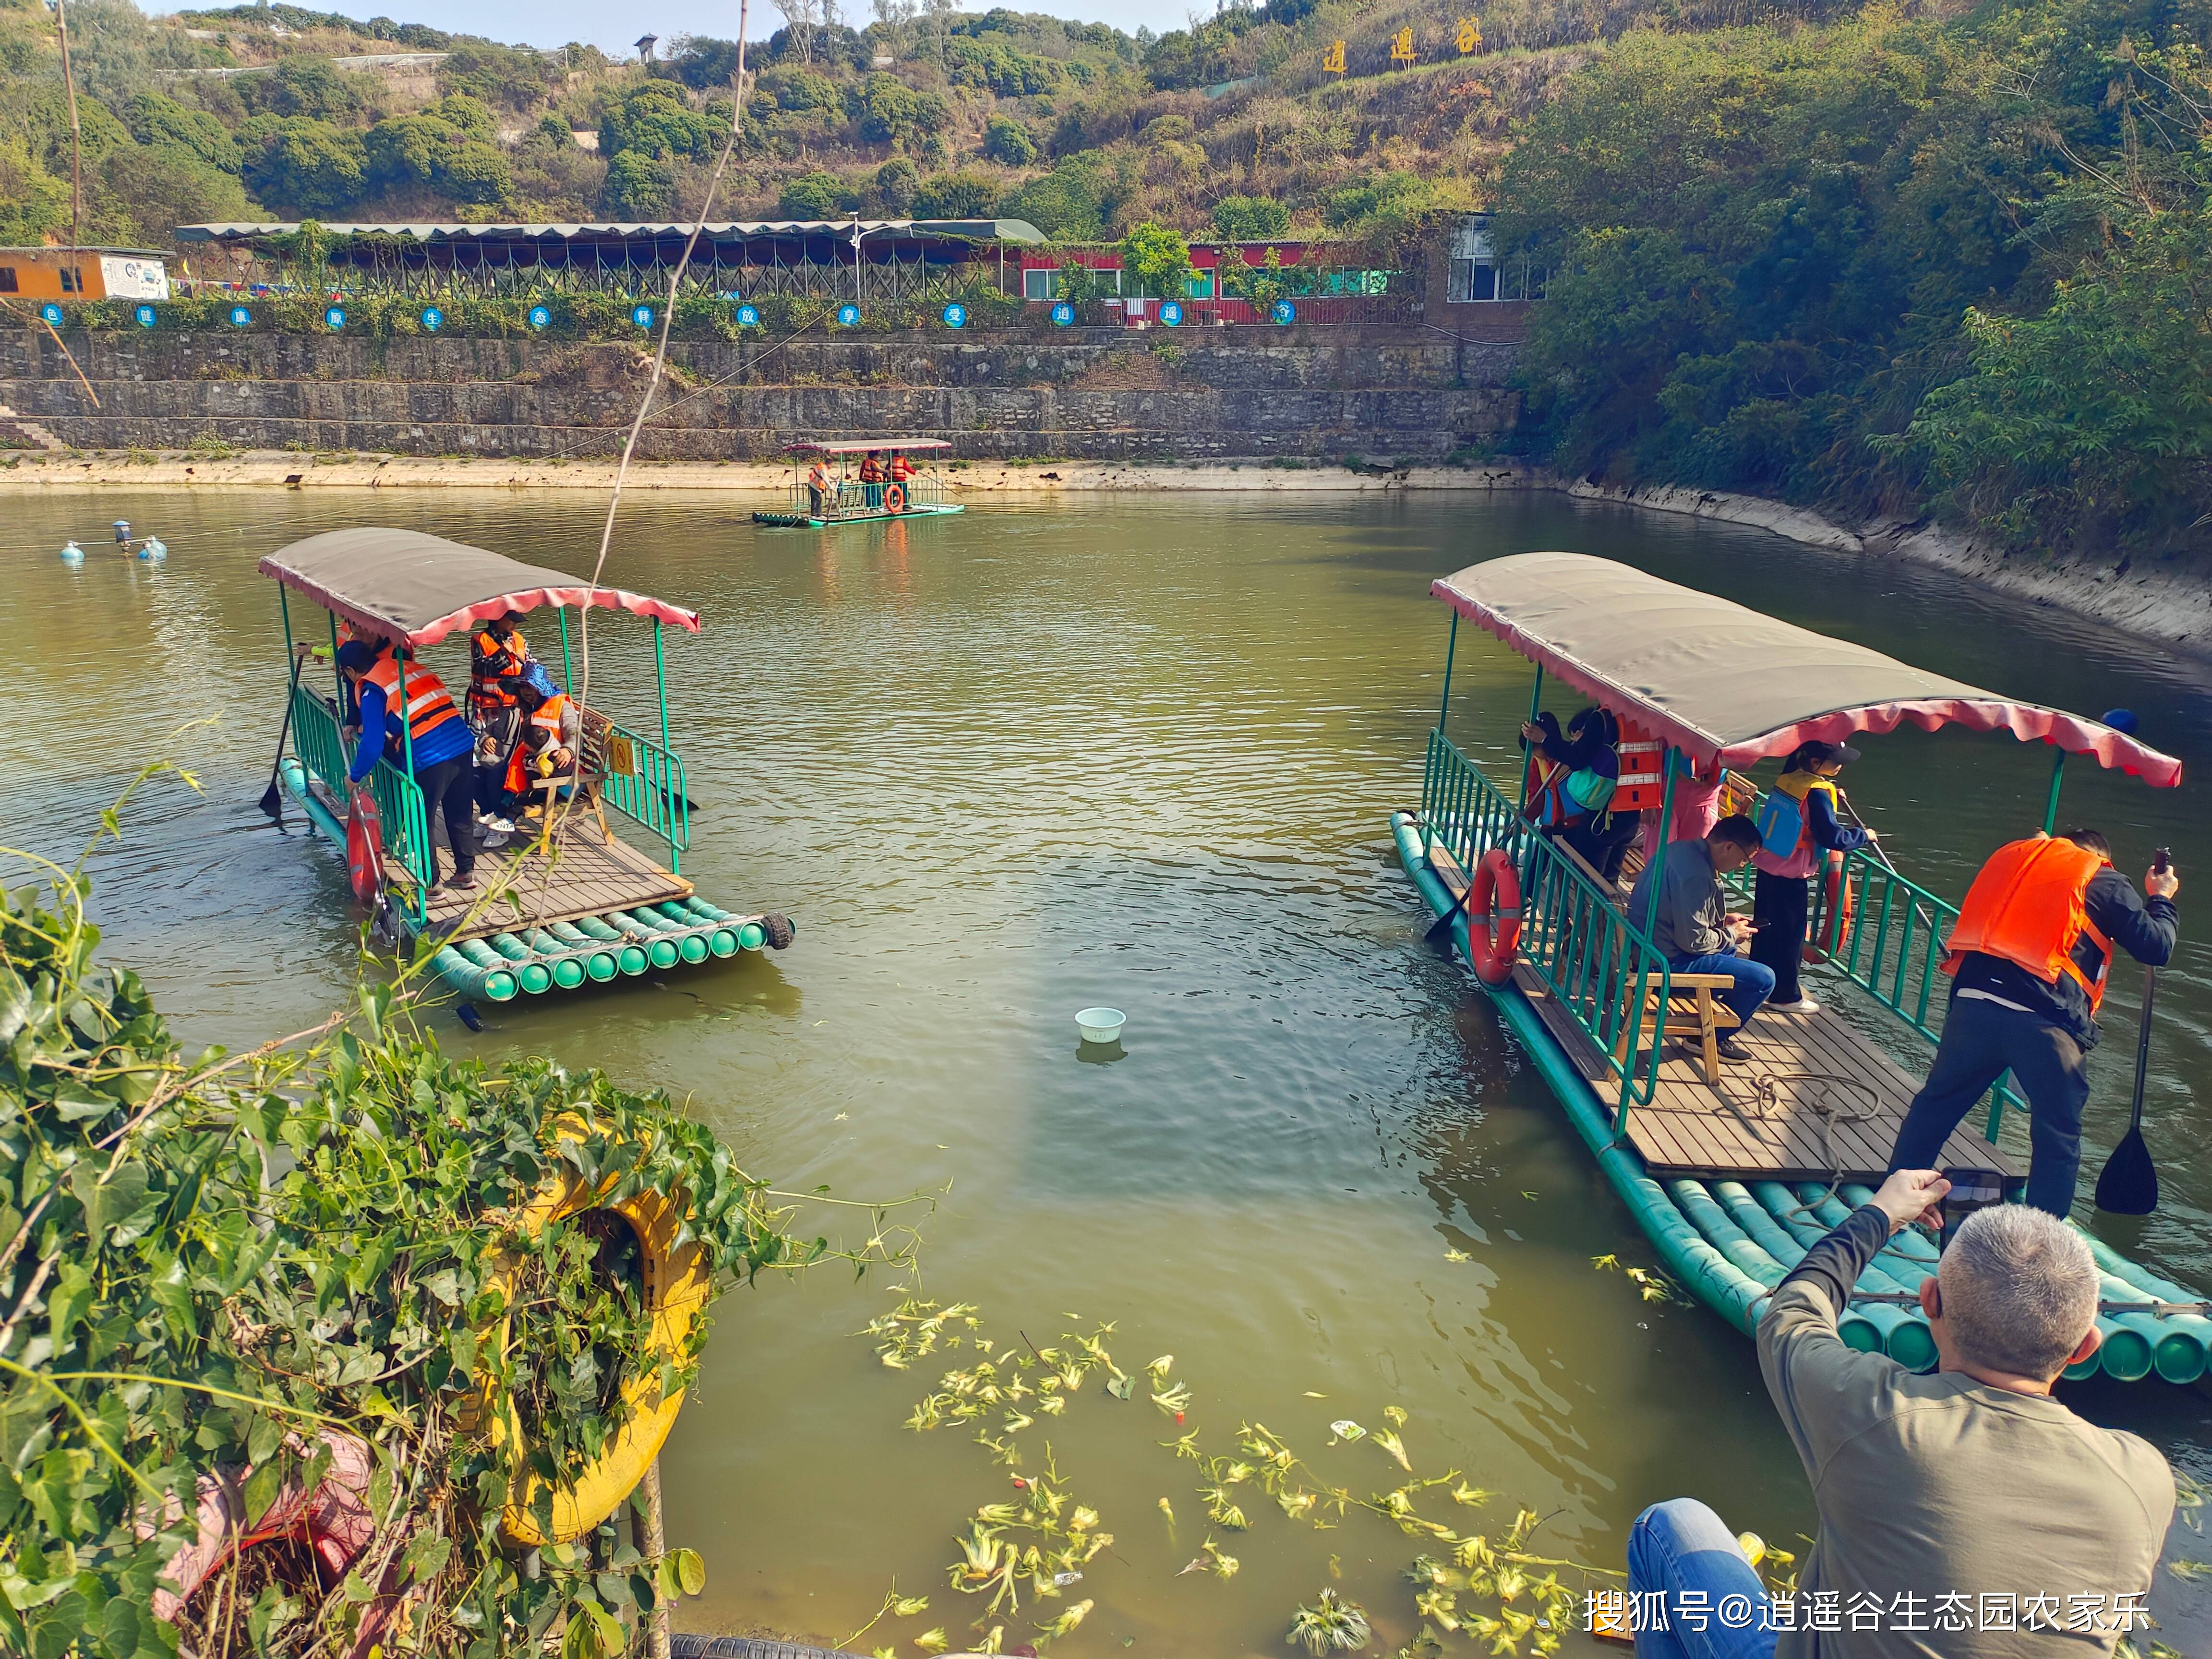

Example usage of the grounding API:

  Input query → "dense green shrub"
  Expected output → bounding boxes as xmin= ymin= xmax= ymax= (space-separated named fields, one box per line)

xmin=981 ymin=112 xmax=1037 ymax=167
xmin=1210 ymin=194 xmax=1288 ymax=240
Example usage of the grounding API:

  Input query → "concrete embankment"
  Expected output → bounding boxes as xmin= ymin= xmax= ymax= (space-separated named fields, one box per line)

xmin=0 ymin=324 xmax=1519 ymax=462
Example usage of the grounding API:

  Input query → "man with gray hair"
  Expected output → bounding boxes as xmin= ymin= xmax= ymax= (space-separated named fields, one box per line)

xmin=1624 ymin=1168 xmax=2173 ymax=1657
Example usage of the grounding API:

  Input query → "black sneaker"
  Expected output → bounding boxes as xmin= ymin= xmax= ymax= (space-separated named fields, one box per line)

xmin=1717 ymin=1034 xmax=1754 ymax=1062
xmin=443 ymin=869 xmax=480 ymax=892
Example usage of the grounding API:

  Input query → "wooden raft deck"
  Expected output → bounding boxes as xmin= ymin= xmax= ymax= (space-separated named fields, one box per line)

xmin=1511 ymin=965 xmax=2021 ymax=1181
xmin=1427 ymin=839 xmax=2018 ymax=1182
xmin=420 ymin=821 xmax=692 ymax=943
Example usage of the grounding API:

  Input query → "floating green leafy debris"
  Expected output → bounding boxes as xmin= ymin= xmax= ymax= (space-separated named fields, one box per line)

xmin=1289 ymin=1588 xmax=1374 ymax=1654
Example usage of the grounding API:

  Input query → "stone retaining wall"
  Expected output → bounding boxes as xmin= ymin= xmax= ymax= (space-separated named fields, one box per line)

xmin=0 ymin=325 xmax=1521 ymax=461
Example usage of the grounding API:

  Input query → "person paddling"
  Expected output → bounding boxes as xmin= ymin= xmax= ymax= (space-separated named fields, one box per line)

xmin=1887 ymin=830 xmax=2178 ymax=1216
xmin=1749 ymin=740 xmax=1874 ymax=1012
xmin=338 ymin=639 xmax=478 ymax=892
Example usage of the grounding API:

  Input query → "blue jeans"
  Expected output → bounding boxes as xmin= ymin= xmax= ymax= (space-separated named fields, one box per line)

xmin=1669 ymin=953 xmax=1776 ymax=1033
xmin=1626 ymin=1500 xmax=1775 ymax=1659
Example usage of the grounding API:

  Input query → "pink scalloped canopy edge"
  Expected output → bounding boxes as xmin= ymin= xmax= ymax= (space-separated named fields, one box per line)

xmin=261 ymin=563 xmax=702 ymax=649
xmin=1434 ymin=579 xmax=2183 ymax=789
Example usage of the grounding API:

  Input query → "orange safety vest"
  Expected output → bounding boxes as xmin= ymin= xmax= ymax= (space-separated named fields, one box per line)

xmin=361 ymin=651 xmax=460 ymax=757
xmin=470 ymin=626 xmax=529 ymax=705
xmin=1943 ymin=837 xmax=2116 ymax=1011
xmin=504 ymin=695 xmax=572 ymax=797
xmin=890 ymin=455 xmax=914 ymax=481
xmin=860 ymin=457 xmax=884 ymax=482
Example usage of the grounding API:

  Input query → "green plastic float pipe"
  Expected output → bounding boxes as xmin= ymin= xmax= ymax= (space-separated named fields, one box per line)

xmin=1742 ymin=1183 xmax=1936 ymax=1367
xmin=659 ymin=902 xmax=736 ymax=956
xmin=672 ymin=899 xmax=742 ymax=954
xmin=1826 ymin=1185 xmax=2157 ymax=1382
xmin=1838 ymin=1183 xmax=2208 ymax=1383
xmin=1393 ymin=813 xmax=1775 ymax=1338
xmin=483 ymin=932 xmax=555 ymax=995
xmin=522 ymin=928 xmax=586 ymax=989
xmin=279 ymin=757 xmax=346 ymax=847
xmin=452 ymin=938 xmax=521 ymax=1001
xmin=610 ymin=911 xmax=681 ymax=969
xmin=574 ymin=914 xmax=651 ymax=975
xmin=1709 ymin=1181 xmax=1927 ymax=1367
xmin=1681 ymin=1180 xmax=1896 ymax=1359
xmin=431 ymin=944 xmax=517 ymax=1003
xmin=549 ymin=921 xmax=619 ymax=982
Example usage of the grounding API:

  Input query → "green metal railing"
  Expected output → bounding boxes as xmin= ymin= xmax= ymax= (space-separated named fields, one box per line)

xmin=785 ymin=472 xmax=954 ymax=517
xmin=289 ymin=682 xmax=434 ymax=922
xmin=1423 ymin=729 xmax=1677 ymax=1114
xmin=595 ymin=718 xmax=691 ymax=871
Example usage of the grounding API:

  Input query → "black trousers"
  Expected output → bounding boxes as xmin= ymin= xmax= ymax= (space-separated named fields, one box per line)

xmin=1750 ymin=868 xmax=1809 ymax=1004
xmin=1888 ymin=993 xmax=2090 ymax=1216
xmin=416 ymin=756 xmax=476 ymax=881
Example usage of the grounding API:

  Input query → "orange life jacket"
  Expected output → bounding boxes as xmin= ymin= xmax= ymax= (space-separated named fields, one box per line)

xmin=890 ymin=455 xmax=915 ymax=481
xmin=470 ymin=626 xmax=529 ymax=706
xmin=1943 ymin=836 xmax=2116 ymax=1011
xmin=860 ymin=457 xmax=884 ymax=482
xmin=504 ymin=695 xmax=573 ymax=796
xmin=361 ymin=651 xmax=460 ymax=758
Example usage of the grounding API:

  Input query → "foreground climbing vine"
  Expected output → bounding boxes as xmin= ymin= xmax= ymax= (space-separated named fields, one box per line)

xmin=0 ymin=773 xmax=916 ymax=1658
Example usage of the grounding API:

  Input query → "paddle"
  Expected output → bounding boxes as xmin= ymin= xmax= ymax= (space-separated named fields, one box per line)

xmin=2095 ymin=848 xmax=2169 ymax=1216
xmin=1425 ymin=878 xmax=1476 ymax=948
xmin=256 ymin=645 xmax=310 ymax=823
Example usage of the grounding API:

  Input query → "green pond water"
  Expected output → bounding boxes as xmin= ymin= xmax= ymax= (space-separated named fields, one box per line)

xmin=7 ymin=489 xmax=2212 ymax=1655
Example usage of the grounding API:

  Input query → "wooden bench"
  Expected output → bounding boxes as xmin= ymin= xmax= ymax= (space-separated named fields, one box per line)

xmin=525 ymin=705 xmax=620 ymax=854
xmin=1614 ymin=973 xmax=1743 ymax=1087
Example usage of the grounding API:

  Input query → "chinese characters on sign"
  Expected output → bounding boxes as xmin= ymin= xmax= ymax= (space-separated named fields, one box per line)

xmin=1456 ymin=16 xmax=1482 ymax=53
xmin=1322 ymin=38 xmax=1345 ymax=74
xmin=1584 ymin=1589 xmax=2155 ymax=1638
xmin=1390 ymin=25 xmax=1417 ymax=64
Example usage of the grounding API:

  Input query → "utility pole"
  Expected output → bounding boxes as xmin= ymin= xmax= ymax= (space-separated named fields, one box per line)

xmin=51 ymin=0 xmax=83 ymax=260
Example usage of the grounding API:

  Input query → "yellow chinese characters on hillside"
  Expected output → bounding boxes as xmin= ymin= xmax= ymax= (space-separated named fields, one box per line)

xmin=1390 ymin=25 xmax=1416 ymax=63
xmin=1456 ymin=15 xmax=1481 ymax=53
xmin=1322 ymin=38 xmax=1346 ymax=74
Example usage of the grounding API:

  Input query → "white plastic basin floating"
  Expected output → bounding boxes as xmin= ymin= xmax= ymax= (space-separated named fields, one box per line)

xmin=1075 ymin=1007 xmax=1126 ymax=1045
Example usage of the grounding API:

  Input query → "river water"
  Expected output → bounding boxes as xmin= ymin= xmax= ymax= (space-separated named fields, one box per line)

xmin=7 ymin=489 xmax=2212 ymax=1654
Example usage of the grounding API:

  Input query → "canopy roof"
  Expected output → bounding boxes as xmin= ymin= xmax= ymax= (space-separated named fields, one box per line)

xmin=787 ymin=438 xmax=953 ymax=455
xmin=174 ymin=219 xmax=1046 ymax=246
xmin=260 ymin=528 xmax=700 ymax=649
xmin=1433 ymin=553 xmax=2181 ymax=786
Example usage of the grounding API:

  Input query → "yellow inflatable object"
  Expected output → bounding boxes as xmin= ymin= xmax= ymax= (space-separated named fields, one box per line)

xmin=476 ymin=1121 xmax=712 ymax=1546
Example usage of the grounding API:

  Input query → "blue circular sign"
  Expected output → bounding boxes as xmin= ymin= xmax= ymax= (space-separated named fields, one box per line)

xmin=1272 ymin=300 xmax=1296 ymax=325
xmin=737 ymin=304 xmax=759 ymax=327
xmin=1159 ymin=300 xmax=1183 ymax=327
xmin=324 ymin=306 xmax=346 ymax=330
xmin=632 ymin=304 xmax=655 ymax=329
xmin=528 ymin=304 xmax=552 ymax=329
xmin=39 ymin=302 xmax=63 ymax=327
xmin=134 ymin=304 xmax=157 ymax=329
xmin=942 ymin=302 xmax=967 ymax=329
xmin=228 ymin=305 xmax=250 ymax=328
xmin=420 ymin=306 xmax=443 ymax=332
xmin=837 ymin=303 xmax=861 ymax=327
xmin=1050 ymin=301 xmax=1074 ymax=327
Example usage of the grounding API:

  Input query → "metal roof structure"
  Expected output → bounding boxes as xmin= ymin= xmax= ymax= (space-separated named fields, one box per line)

xmin=261 ymin=528 xmax=701 ymax=648
xmin=1433 ymin=552 xmax=2182 ymax=785
xmin=175 ymin=219 xmax=1047 ymax=245
xmin=787 ymin=438 xmax=953 ymax=454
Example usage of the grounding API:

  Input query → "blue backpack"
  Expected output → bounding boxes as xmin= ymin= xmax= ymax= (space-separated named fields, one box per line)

xmin=1754 ymin=788 xmax=1806 ymax=858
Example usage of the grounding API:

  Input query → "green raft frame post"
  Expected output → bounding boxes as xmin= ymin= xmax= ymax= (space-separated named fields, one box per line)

xmin=1424 ymin=613 xmax=1459 ymax=861
xmin=559 ymin=607 xmax=575 ymax=692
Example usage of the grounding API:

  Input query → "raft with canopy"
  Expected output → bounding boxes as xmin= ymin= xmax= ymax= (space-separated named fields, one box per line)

xmin=754 ymin=437 xmax=964 ymax=528
xmin=1392 ymin=551 xmax=2207 ymax=1383
xmin=263 ymin=528 xmax=794 ymax=1004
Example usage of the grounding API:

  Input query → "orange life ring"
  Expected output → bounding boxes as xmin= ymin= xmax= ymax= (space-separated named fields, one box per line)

xmin=1468 ymin=847 xmax=1522 ymax=986
xmin=345 ymin=785 xmax=384 ymax=903
xmin=1802 ymin=851 xmax=1855 ymax=962
xmin=883 ymin=481 xmax=907 ymax=514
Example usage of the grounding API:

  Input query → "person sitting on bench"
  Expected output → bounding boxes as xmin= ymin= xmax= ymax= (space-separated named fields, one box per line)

xmin=1624 ymin=814 xmax=1771 ymax=1061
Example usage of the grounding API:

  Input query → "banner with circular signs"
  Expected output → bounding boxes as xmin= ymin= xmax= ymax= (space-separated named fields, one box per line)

xmin=737 ymin=304 xmax=759 ymax=327
xmin=942 ymin=302 xmax=967 ymax=329
xmin=1051 ymin=301 xmax=1074 ymax=327
xmin=134 ymin=305 xmax=157 ymax=329
xmin=838 ymin=303 xmax=861 ymax=327
xmin=1159 ymin=300 xmax=1183 ymax=327
xmin=228 ymin=305 xmax=250 ymax=328
xmin=324 ymin=306 xmax=346 ymax=330
xmin=38 ymin=302 xmax=63 ymax=327
xmin=632 ymin=304 xmax=655 ymax=329
xmin=421 ymin=306 xmax=444 ymax=332
xmin=1272 ymin=300 xmax=1296 ymax=325
xmin=528 ymin=304 xmax=552 ymax=329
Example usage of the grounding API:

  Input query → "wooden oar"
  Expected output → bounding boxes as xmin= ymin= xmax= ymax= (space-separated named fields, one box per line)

xmin=2095 ymin=847 xmax=2170 ymax=1216
xmin=256 ymin=647 xmax=309 ymax=822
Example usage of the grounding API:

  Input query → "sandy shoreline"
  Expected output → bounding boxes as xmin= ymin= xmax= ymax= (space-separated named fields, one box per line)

xmin=15 ymin=448 xmax=2210 ymax=659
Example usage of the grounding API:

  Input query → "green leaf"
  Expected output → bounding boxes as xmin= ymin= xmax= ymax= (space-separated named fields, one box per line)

xmin=672 ymin=1547 xmax=705 ymax=1598
xmin=245 ymin=1411 xmax=282 ymax=1469
xmin=241 ymin=1458 xmax=282 ymax=1531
